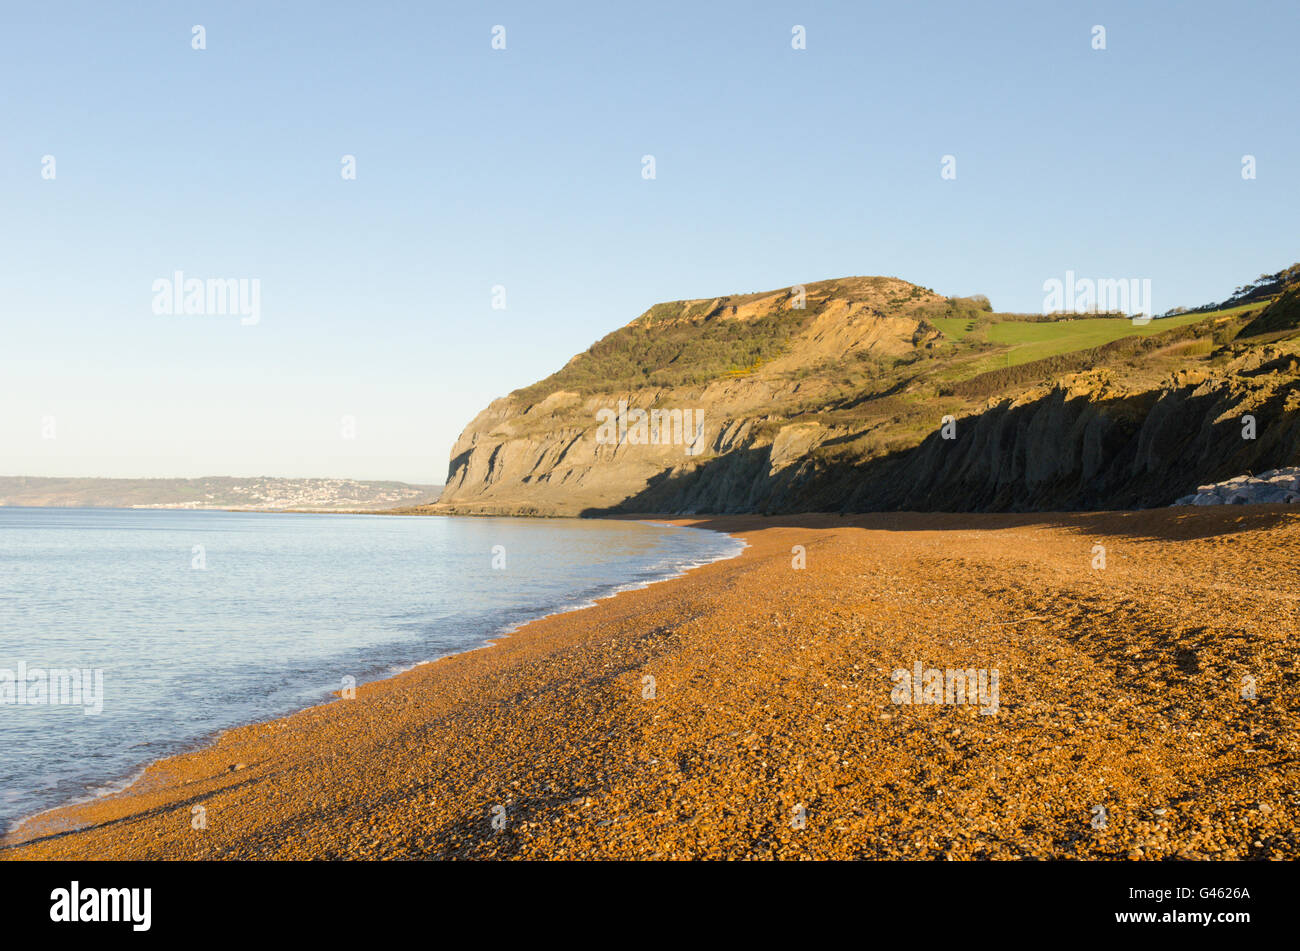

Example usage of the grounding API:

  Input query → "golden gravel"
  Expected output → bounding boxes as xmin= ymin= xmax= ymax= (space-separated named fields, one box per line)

xmin=3 ymin=508 xmax=1298 ymax=860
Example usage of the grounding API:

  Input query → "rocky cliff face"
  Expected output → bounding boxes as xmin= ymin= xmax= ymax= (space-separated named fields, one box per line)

xmin=433 ymin=275 xmax=1300 ymax=516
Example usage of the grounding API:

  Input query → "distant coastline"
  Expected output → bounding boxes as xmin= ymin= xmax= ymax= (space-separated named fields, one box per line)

xmin=0 ymin=476 xmax=442 ymax=511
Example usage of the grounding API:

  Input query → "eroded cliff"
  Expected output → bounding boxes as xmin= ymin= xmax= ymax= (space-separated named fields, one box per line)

xmin=431 ymin=271 xmax=1300 ymax=516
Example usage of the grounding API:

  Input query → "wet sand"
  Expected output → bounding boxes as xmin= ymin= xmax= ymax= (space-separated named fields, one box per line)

xmin=4 ymin=509 xmax=1298 ymax=860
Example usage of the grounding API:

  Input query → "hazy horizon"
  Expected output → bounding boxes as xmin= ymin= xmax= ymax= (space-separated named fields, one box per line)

xmin=0 ymin=472 xmax=444 ymax=485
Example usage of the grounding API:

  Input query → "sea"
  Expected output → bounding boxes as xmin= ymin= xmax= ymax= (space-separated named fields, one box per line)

xmin=0 ymin=507 xmax=743 ymax=833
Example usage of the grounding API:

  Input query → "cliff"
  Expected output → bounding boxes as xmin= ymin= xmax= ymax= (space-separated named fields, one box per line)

xmin=431 ymin=271 xmax=1300 ymax=516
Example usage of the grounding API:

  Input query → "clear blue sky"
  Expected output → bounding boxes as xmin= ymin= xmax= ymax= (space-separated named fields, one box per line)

xmin=3 ymin=0 xmax=1295 ymax=483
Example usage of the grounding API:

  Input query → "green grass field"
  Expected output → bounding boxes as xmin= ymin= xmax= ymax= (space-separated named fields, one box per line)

xmin=986 ymin=311 xmax=1209 ymax=362
xmin=928 ymin=316 xmax=980 ymax=338
xmin=932 ymin=304 xmax=1257 ymax=377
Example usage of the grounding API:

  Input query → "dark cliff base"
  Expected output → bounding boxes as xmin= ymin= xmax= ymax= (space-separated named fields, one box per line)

xmin=584 ymin=368 xmax=1300 ymax=517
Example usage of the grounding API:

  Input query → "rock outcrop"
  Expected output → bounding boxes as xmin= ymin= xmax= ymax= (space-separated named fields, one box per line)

xmin=1175 ymin=468 xmax=1300 ymax=505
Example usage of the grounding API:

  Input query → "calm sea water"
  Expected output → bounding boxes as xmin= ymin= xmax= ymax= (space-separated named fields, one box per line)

xmin=0 ymin=508 xmax=742 ymax=832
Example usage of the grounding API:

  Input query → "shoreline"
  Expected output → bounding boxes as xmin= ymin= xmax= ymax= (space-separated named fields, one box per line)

xmin=4 ymin=508 xmax=1298 ymax=860
xmin=1 ymin=516 xmax=744 ymax=843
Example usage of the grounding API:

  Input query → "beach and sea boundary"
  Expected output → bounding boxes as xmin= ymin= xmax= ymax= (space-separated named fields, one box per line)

xmin=3 ymin=508 xmax=1297 ymax=860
